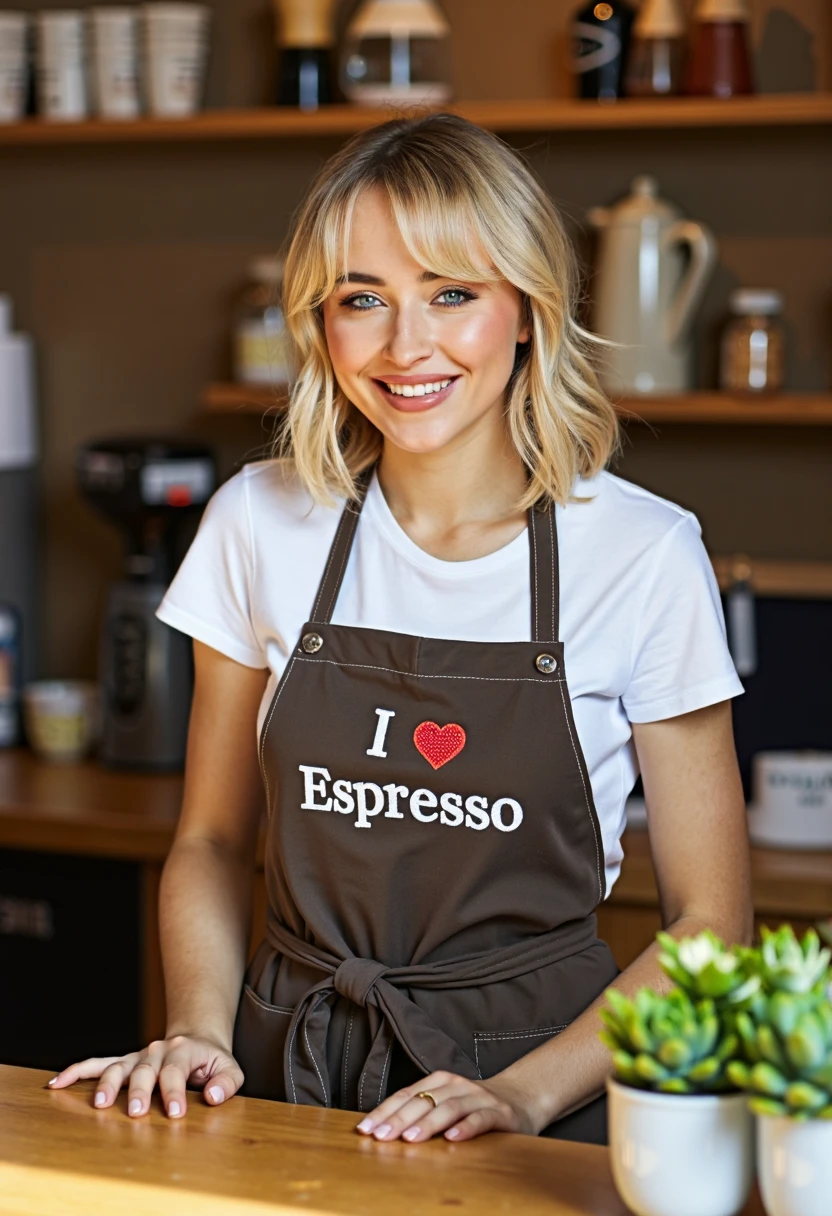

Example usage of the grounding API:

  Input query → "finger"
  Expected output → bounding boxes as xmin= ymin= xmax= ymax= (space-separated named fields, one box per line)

xmin=126 ymin=1042 xmax=167 ymax=1117
xmin=157 ymin=1059 xmax=191 ymax=1119
xmin=355 ymin=1072 xmax=456 ymax=1134
xmin=47 ymin=1057 xmax=125 ymax=1090
xmin=202 ymin=1065 xmax=244 ymax=1107
xmin=366 ymin=1081 xmax=475 ymax=1140
xmin=444 ymin=1106 xmax=512 ymax=1142
xmin=94 ymin=1058 xmax=138 ymax=1109
xmin=400 ymin=1091 xmax=494 ymax=1142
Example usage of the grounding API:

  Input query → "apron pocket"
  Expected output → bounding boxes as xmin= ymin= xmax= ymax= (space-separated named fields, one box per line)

xmin=232 ymin=983 xmax=294 ymax=1101
xmin=472 ymin=1023 xmax=568 ymax=1080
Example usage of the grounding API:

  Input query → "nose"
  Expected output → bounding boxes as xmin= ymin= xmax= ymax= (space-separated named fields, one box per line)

xmin=383 ymin=299 xmax=434 ymax=367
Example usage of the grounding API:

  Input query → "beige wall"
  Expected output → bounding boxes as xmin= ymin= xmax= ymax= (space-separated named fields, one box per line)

xmin=1 ymin=0 xmax=830 ymax=678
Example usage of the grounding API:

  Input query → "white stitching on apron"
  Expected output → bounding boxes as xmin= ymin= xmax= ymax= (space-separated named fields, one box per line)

xmin=342 ymin=1007 xmax=355 ymax=1108
xmin=324 ymin=507 xmax=359 ymax=623
xmin=295 ymin=657 xmax=563 ymax=684
xmin=304 ymin=1016 xmax=329 ymax=1106
xmin=558 ymin=680 xmax=604 ymax=903
xmin=530 ymin=507 xmax=539 ymax=642
xmin=243 ymin=985 xmax=293 ymax=1015
xmin=548 ymin=507 xmax=556 ymax=642
xmin=377 ymin=1040 xmax=393 ymax=1106
xmin=259 ymin=654 xmax=297 ymax=814
xmin=472 ymin=1024 xmax=568 ymax=1078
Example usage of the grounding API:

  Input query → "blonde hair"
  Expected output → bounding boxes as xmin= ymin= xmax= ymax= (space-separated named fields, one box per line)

xmin=277 ymin=113 xmax=619 ymax=508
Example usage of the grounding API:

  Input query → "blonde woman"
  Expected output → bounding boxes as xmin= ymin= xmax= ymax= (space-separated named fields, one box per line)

xmin=50 ymin=114 xmax=752 ymax=1145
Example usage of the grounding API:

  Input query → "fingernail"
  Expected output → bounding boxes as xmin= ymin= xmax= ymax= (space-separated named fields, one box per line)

xmin=94 ymin=1092 xmax=107 ymax=1107
xmin=356 ymin=1118 xmax=374 ymax=1133
xmin=47 ymin=1078 xmax=58 ymax=1087
xmin=207 ymin=1086 xmax=224 ymax=1104
xmin=168 ymin=1101 xmax=181 ymax=1117
xmin=128 ymin=1099 xmax=142 ymax=1116
xmin=446 ymin=1127 xmax=461 ymax=1139
xmin=402 ymin=1127 xmax=421 ymax=1141
xmin=373 ymin=1123 xmax=392 ymax=1139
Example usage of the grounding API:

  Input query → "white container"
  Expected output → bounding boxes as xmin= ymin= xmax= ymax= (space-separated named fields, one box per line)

xmin=0 ymin=11 xmax=29 ymax=123
xmin=22 ymin=680 xmax=100 ymax=762
xmin=748 ymin=752 xmax=832 ymax=850
xmin=141 ymin=3 xmax=209 ymax=117
xmin=757 ymin=1114 xmax=832 ymax=1216
xmin=89 ymin=7 xmax=140 ymax=119
xmin=0 ymin=295 xmax=37 ymax=470
xmin=607 ymin=1080 xmax=754 ymax=1216
xmin=36 ymin=10 xmax=88 ymax=120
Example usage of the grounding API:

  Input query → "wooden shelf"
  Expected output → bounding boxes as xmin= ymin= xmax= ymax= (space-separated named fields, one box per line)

xmin=711 ymin=557 xmax=832 ymax=599
xmin=2 ymin=93 xmax=832 ymax=145
xmin=203 ymin=384 xmax=832 ymax=426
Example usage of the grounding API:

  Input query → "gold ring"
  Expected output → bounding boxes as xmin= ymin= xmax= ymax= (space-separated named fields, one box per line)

xmin=416 ymin=1090 xmax=438 ymax=1108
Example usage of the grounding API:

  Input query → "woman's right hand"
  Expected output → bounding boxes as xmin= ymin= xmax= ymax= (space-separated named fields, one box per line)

xmin=47 ymin=1035 xmax=245 ymax=1119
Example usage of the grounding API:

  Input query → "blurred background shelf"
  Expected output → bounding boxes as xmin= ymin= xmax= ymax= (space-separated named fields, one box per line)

xmin=202 ymin=384 xmax=832 ymax=425
xmin=2 ymin=93 xmax=832 ymax=146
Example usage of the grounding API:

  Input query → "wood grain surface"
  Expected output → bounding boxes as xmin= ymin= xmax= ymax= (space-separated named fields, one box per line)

xmin=0 ymin=1065 xmax=768 ymax=1216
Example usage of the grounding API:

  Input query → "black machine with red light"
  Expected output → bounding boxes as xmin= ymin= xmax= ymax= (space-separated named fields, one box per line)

xmin=77 ymin=438 xmax=216 ymax=770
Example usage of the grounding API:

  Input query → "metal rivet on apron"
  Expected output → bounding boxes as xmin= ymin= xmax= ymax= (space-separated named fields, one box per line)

xmin=535 ymin=653 xmax=558 ymax=674
xmin=302 ymin=632 xmax=324 ymax=654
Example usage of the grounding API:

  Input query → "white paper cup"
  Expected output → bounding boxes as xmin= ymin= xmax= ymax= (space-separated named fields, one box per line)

xmin=141 ymin=3 xmax=209 ymax=117
xmin=22 ymin=680 xmax=100 ymax=763
xmin=0 ymin=12 xmax=28 ymax=123
xmin=36 ymin=10 xmax=88 ymax=120
xmin=89 ymin=6 xmax=139 ymax=118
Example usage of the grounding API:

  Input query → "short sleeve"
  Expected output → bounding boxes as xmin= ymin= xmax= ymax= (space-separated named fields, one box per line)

xmin=156 ymin=471 xmax=267 ymax=669
xmin=622 ymin=514 xmax=744 ymax=723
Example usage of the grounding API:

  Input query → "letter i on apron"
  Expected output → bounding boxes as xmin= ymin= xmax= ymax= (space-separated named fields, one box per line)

xmin=233 ymin=469 xmax=619 ymax=1143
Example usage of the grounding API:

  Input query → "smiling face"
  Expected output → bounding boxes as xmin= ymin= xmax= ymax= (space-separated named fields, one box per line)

xmin=321 ymin=187 xmax=530 ymax=458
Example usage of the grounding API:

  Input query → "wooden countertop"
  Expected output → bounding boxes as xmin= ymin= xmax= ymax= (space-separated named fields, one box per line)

xmin=1 ymin=750 xmax=831 ymax=916
xmin=0 ymin=1065 xmax=765 ymax=1216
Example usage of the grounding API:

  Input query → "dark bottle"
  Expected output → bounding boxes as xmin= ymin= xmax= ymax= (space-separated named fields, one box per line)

xmin=273 ymin=0 xmax=336 ymax=110
xmin=572 ymin=1 xmax=636 ymax=101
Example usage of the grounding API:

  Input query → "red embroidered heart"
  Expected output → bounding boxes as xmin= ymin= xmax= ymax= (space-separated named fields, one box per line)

xmin=413 ymin=721 xmax=467 ymax=770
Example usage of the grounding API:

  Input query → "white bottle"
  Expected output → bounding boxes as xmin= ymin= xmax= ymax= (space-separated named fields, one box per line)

xmin=0 ymin=296 xmax=39 ymax=688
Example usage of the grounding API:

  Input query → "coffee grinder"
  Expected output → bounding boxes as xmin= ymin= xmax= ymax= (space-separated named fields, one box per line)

xmin=77 ymin=437 xmax=216 ymax=770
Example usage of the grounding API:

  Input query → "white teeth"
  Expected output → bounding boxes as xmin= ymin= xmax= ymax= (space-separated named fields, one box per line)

xmin=382 ymin=378 xmax=453 ymax=396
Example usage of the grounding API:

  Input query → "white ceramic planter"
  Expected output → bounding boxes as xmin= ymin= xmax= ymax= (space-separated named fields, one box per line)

xmin=757 ymin=1114 xmax=832 ymax=1216
xmin=607 ymin=1079 xmax=754 ymax=1216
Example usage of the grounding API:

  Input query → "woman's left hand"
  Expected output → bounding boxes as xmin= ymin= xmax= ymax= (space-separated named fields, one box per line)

xmin=354 ymin=1070 xmax=540 ymax=1143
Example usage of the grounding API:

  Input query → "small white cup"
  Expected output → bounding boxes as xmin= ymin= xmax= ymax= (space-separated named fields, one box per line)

xmin=0 ymin=11 xmax=29 ymax=123
xmin=36 ymin=10 xmax=88 ymax=120
xmin=23 ymin=680 xmax=100 ymax=763
xmin=89 ymin=7 xmax=140 ymax=119
xmin=141 ymin=2 xmax=209 ymax=117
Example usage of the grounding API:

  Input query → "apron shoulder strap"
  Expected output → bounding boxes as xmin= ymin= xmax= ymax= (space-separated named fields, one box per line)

xmin=310 ymin=467 xmax=373 ymax=624
xmin=529 ymin=499 xmax=560 ymax=643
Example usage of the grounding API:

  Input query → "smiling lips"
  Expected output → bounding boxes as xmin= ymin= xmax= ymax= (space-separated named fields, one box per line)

xmin=373 ymin=375 xmax=459 ymax=412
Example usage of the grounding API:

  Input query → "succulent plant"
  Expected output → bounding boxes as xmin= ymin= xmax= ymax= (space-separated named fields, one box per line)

xmin=751 ymin=925 xmax=831 ymax=997
xmin=657 ymin=929 xmax=759 ymax=1008
xmin=727 ymin=993 xmax=832 ymax=1119
xmin=600 ymin=986 xmax=740 ymax=1095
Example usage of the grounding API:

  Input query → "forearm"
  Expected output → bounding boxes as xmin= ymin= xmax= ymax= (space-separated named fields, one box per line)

xmin=503 ymin=907 xmax=754 ymax=1133
xmin=159 ymin=837 xmax=254 ymax=1050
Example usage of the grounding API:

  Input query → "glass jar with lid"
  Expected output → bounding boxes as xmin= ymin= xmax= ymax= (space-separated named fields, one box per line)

xmin=719 ymin=289 xmax=785 ymax=393
xmin=340 ymin=0 xmax=452 ymax=106
xmin=233 ymin=258 xmax=294 ymax=388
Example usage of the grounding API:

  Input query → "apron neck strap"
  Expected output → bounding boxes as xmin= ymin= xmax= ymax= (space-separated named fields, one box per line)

xmin=311 ymin=468 xmax=561 ymax=642
xmin=311 ymin=466 xmax=373 ymax=624
xmin=529 ymin=499 xmax=560 ymax=643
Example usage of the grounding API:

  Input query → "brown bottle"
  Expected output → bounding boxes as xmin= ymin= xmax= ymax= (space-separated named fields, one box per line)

xmin=686 ymin=0 xmax=753 ymax=98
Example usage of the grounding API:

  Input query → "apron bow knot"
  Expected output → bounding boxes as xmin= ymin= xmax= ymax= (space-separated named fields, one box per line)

xmin=333 ymin=956 xmax=389 ymax=1007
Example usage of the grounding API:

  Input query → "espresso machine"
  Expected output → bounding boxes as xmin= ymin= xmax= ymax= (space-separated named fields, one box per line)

xmin=77 ymin=437 xmax=216 ymax=770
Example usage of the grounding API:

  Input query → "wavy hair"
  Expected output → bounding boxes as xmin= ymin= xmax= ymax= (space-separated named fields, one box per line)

xmin=276 ymin=112 xmax=619 ymax=508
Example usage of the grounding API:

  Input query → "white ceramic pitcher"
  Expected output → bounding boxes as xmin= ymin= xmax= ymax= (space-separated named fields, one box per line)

xmin=588 ymin=175 xmax=717 ymax=395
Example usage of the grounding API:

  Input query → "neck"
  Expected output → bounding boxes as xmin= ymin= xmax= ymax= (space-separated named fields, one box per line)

xmin=376 ymin=417 xmax=529 ymax=562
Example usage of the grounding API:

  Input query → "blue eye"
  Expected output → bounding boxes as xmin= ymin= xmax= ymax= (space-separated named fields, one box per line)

xmin=436 ymin=287 xmax=476 ymax=307
xmin=341 ymin=293 xmax=381 ymax=311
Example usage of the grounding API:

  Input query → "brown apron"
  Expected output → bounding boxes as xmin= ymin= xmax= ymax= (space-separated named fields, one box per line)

xmin=233 ymin=473 xmax=619 ymax=1143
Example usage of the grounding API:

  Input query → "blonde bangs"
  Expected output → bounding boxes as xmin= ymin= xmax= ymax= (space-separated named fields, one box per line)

xmin=277 ymin=114 xmax=620 ymax=509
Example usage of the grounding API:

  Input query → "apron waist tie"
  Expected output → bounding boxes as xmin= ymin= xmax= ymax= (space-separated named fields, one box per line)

xmin=264 ymin=915 xmax=600 ymax=1111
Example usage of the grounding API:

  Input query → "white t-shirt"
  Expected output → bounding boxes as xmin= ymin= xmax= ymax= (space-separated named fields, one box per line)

xmin=157 ymin=460 xmax=743 ymax=893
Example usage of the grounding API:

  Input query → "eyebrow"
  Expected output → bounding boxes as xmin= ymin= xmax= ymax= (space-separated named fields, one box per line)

xmin=335 ymin=270 xmax=442 ymax=286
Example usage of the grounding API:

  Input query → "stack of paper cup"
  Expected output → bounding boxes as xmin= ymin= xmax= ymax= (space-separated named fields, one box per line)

xmin=0 ymin=11 xmax=28 ymax=123
xmin=142 ymin=3 xmax=209 ymax=118
xmin=89 ymin=7 xmax=140 ymax=119
xmin=36 ymin=10 xmax=88 ymax=120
